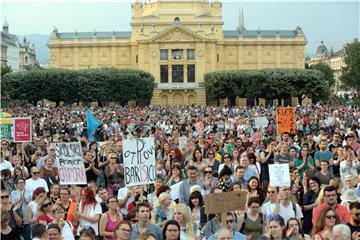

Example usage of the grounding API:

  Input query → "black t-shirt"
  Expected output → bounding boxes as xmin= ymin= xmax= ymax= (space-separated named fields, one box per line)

xmin=1 ymin=227 xmax=20 ymax=240
xmin=84 ymin=161 xmax=99 ymax=182
xmin=347 ymin=223 xmax=360 ymax=238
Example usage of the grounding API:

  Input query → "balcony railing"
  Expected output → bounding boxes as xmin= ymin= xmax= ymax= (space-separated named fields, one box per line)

xmin=155 ymin=82 xmax=205 ymax=89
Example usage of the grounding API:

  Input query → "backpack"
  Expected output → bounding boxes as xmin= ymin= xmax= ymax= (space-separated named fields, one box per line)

xmin=239 ymin=212 xmax=264 ymax=233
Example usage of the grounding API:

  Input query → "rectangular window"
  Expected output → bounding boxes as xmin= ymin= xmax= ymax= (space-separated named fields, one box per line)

xmin=160 ymin=49 xmax=168 ymax=60
xmin=172 ymin=65 xmax=184 ymax=83
xmin=136 ymin=55 xmax=138 ymax=63
xmin=187 ymin=64 xmax=195 ymax=82
xmin=172 ymin=49 xmax=183 ymax=60
xmin=187 ymin=49 xmax=195 ymax=60
xmin=217 ymin=54 xmax=219 ymax=63
xmin=160 ymin=65 xmax=168 ymax=83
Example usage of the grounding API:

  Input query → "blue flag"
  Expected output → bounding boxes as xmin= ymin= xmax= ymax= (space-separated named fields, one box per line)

xmin=86 ymin=110 xmax=100 ymax=141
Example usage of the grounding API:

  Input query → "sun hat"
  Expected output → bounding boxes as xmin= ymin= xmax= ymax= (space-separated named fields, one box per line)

xmin=340 ymin=189 xmax=360 ymax=202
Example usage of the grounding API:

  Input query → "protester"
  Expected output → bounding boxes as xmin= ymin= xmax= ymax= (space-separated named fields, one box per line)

xmin=99 ymin=196 xmax=123 ymax=240
xmin=347 ymin=202 xmax=360 ymax=240
xmin=312 ymin=207 xmax=340 ymax=240
xmin=259 ymin=214 xmax=287 ymax=240
xmin=162 ymin=220 xmax=181 ymax=240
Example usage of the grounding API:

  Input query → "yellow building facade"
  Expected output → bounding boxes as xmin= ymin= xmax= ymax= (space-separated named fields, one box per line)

xmin=48 ymin=0 xmax=306 ymax=106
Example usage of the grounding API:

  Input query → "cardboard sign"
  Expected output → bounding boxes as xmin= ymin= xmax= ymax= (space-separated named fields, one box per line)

xmin=55 ymin=142 xmax=87 ymax=185
xmin=277 ymin=107 xmax=295 ymax=133
xmin=205 ymin=191 xmax=247 ymax=214
xmin=254 ymin=117 xmax=268 ymax=129
xmin=269 ymin=164 xmax=291 ymax=187
xmin=13 ymin=117 xmax=32 ymax=142
xmin=0 ymin=118 xmax=13 ymax=141
xmin=123 ymin=137 xmax=156 ymax=187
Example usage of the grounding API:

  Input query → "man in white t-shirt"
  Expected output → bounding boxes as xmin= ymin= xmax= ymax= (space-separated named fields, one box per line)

xmin=277 ymin=186 xmax=303 ymax=224
xmin=25 ymin=167 xmax=49 ymax=196
xmin=261 ymin=186 xmax=278 ymax=219
xmin=117 ymin=186 xmax=140 ymax=216
xmin=0 ymin=157 xmax=12 ymax=172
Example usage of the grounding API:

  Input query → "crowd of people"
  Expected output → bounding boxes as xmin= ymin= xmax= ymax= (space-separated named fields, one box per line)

xmin=1 ymin=103 xmax=360 ymax=240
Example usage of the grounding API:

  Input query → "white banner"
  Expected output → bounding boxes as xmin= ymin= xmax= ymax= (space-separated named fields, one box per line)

xmin=55 ymin=142 xmax=87 ymax=185
xmin=254 ymin=117 xmax=268 ymax=129
xmin=123 ymin=137 xmax=156 ymax=187
xmin=269 ymin=164 xmax=291 ymax=187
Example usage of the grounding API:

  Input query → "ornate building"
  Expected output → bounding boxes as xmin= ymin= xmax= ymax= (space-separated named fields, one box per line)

xmin=48 ymin=0 xmax=306 ymax=105
xmin=19 ymin=37 xmax=38 ymax=70
xmin=0 ymin=20 xmax=19 ymax=71
xmin=306 ymin=40 xmax=345 ymax=93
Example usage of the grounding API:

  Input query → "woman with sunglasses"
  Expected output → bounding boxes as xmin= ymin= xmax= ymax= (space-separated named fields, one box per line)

xmin=99 ymin=196 xmax=123 ymax=240
xmin=286 ymin=218 xmax=310 ymax=240
xmin=201 ymin=166 xmax=216 ymax=196
xmin=312 ymin=207 xmax=340 ymax=240
xmin=113 ymin=221 xmax=132 ymax=240
xmin=163 ymin=220 xmax=181 ymax=240
xmin=259 ymin=214 xmax=287 ymax=240
xmin=218 ymin=153 xmax=235 ymax=175
xmin=204 ymin=150 xmax=220 ymax=176
xmin=1 ymin=141 xmax=11 ymax=162
xmin=104 ymin=153 xmax=124 ymax=196
xmin=37 ymin=196 xmax=54 ymax=225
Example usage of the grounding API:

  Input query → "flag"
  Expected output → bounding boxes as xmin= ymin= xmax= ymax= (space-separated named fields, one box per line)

xmin=86 ymin=110 xmax=100 ymax=141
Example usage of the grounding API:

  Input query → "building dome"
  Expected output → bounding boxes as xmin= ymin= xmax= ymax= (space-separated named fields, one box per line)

xmin=316 ymin=40 xmax=328 ymax=57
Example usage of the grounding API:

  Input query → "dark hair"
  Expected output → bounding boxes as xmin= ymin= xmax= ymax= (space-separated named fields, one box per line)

xmin=218 ymin=165 xmax=233 ymax=179
xmin=247 ymin=176 xmax=261 ymax=192
xmin=32 ymin=224 xmax=47 ymax=238
xmin=235 ymin=165 xmax=244 ymax=171
xmin=349 ymin=202 xmax=360 ymax=210
xmin=106 ymin=195 xmax=117 ymax=204
xmin=309 ymin=176 xmax=321 ymax=188
xmin=187 ymin=165 xmax=197 ymax=171
xmin=247 ymin=196 xmax=261 ymax=207
xmin=162 ymin=220 xmax=181 ymax=240
xmin=114 ymin=221 xmax=132 ymax=239
xmin=80 ymin=226 xmax=96 ymax=239
xmin=15 ymin=177 xmax=25 ymax=184
xmin=47 ymin=223 xmax=61 ymax=233
xmin=156 ymin=185 xmax=171 ymax=198
xmin=286 ymin=218 xmax=305 ymax=237
xmin=323 ymin=185 xmax=337 ymax=194
xmin=136 ymin=202 xmax=151 ymax=212
xmin=189 ymin=191 xmax=204 ymax=210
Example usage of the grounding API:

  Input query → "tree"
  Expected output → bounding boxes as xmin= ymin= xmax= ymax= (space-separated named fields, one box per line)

xmin=310 ymin=62 xmax=335 ymax=88
xmin=1 ymin=65 xmax=12 ymax=77
xmin=341 ymin=39 xmax=360 ymax=93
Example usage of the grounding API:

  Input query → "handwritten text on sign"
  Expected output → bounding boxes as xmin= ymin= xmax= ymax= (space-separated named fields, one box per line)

xmin=269 ymin=164 xmax=291 ymax=187
xmin=277 ymin=107 xmax=295 ymax=133
xmin=123 ymin=137 xmax=156 ymax=187
xmin=55 ymin=142 xmax=87 ymax=185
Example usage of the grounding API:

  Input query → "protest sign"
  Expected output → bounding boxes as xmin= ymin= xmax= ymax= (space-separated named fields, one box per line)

xmin=123 ymin=137 xmax=156 ymax=187
xmin=269 ymin=164 xmax=291 ymax=187
xmin=0 ymin=118 xmax=13 ymax=141
xmin=55 ymin=142 xmax=87 ymax=185
xmin=178 ymin=136 xmax=187 ymax=149
xmin=205 ymin=191 xmax=247 ymax=214
xmin=277 ymin=107 xmax=295 ymax=133
xmin=170 ymin=181 xmax=182 ymax=200
xmin=254 ymin=117 xmax=268 ymax=129
xmin=13 ymin=117 xmax=32 ymax=142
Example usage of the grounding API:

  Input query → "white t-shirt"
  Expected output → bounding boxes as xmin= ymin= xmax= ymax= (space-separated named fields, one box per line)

xmin=117 ymin=187 xmax=133 ymax=215
xmin=62 ymin=221 xmax=75 ymax=240
xmin=25 ymin=178 xmax=49 ymax=196
xmin=28 ymin=201 xmax=38 ymax=220
xmin=279 ymin=202 xmax=303 ymax=224
xmin=77 ymin=202 xmax=102 ymax=235
xmin=261 ymin=201 xmax=276 ymax=219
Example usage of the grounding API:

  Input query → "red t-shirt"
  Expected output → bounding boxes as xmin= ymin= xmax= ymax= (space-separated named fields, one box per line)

xmin=312 ymin=203 xmax=351 ymax=224
xmin=38 ymin=214 xmax=54 ymax=225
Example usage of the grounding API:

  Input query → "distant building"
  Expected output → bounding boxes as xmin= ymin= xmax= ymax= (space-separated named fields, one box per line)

xmin=48 ymin=0 xmax=306 ymax=106
xmin=306 ymin=40 xmax=346 ymax=93
xmin=19 ymin=37 xmax=38 ymax=70
xmin=0 ymin=20 xmax=19 ymax=71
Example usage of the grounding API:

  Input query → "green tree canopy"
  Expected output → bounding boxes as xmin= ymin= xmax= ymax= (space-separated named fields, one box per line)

xmin=341 ymin=39 xmax=360 ymax=93
xmin=309 ymin=62 xmax=335 ymax=87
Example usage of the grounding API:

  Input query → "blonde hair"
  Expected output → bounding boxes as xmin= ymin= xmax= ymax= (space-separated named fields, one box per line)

xmin=315 ymin=188 xmax=325 ymax=205
xmin=158 ymin=192 xmax=171 ymax=206
xmin=37 ymin=195 xmax=51 ymax=213
xmin=174 ymin=203 xmax=195 ymax=238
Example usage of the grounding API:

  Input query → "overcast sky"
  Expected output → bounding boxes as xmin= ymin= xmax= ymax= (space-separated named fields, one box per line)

xmin=1 ymin=0 xmax=359 ymax=54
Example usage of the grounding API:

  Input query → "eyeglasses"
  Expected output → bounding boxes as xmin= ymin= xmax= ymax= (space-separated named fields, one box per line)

xmin=326 ymin=215 xmax=336 ymax=220
xmin=205 ymin=171 xmax=213 ymax=174
xmin=226 ymin=219 xmax=234 ymax=224
xmin=354 ymin=213 xmax=360 ymax=217
xmin=208 ymin=152 xmax=214 ymax=155
xmin=267 ymin=214 xmax=282 ymax=222
xmin=1 ymin=195 xmax=9 ymax=199
xmin=42 ymin=202 xmax=52 ymax=208
xmin=267 ymin=191 xmax=275 ymax=194
xmin=223 ymin=156 xmax=231 ymax=159
xmin=32 ymin=172 xmax=40 ymax=175
xmin=110 ymin=157 xmax=117 ymax=159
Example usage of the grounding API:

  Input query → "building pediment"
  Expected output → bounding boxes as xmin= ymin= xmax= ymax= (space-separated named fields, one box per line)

xmin=149 ymin=25 xmax=206 ymax=43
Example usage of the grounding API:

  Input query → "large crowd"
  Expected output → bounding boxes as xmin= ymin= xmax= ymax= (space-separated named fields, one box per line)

xmin=0 ymin=103 xmax=360 ymax=240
